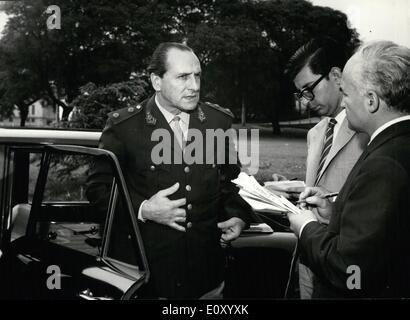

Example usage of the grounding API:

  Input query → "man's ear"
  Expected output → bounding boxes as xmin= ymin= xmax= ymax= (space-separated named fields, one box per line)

xmin=150 ymin=73 xmax=161 ymax=91
xmin=329 ymin=67 xmax=342 ymax=85
xmin=366 ymin=90 xmax=380 ymax=113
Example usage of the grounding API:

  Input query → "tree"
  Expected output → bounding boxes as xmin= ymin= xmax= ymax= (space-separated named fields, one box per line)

xmin=0 ymin=0 xmax=175 ymax=125
xmin=167 ymin=0 xmax=359 ymax=134
xmin=171 ymin=0 xmax=282 ymax=130
xmin=0 ymin=0 xmax=359 ymax=131
xmin=253 ymin=0 xmax=360 ymax=130
xmin=69 ymin=76 xmax=150 ymax=130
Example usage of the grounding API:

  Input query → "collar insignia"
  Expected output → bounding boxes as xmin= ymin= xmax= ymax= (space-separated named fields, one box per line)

xmin=145 ymin=111 xmax=157 ymax=125
xmin=198 ymin=106 xmax=206 ymax=123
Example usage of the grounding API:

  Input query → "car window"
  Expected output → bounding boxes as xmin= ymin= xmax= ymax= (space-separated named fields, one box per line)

xmin=7 ymin=146 xmax=147 ymax=278
xmin=28 ymin=153 xmax=43 ymax=202
xmin=104 ymin=186 xmax=145 ymax=273
xmin=43 ymin=154 xmax=90 ymax=202
xmin=33 ymin=153 xmax=111 ymax=257
xmin=0 ymin=145 xmax=5 ymax=206
xmin=6 ymin=148 xmax=42 ymax=242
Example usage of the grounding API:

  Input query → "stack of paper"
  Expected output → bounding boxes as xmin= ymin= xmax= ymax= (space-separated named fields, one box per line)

xmin=264 ymin=180 xmax=305 ymax=193
xmin=232 ymin=172 xmax=302 ymax=215
xmin=243 ymin=223 xmax=274 ymax=234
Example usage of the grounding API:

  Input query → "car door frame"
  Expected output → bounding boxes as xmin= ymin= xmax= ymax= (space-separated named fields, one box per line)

xmin=26 ymin=144 xmax=151 ymax=298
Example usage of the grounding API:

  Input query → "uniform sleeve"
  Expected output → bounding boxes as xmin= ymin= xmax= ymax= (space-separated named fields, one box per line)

xmin=86 ymin=118 xmax=126 ymax=212
xmin=299 ymin=156 xmax=407 ymax=294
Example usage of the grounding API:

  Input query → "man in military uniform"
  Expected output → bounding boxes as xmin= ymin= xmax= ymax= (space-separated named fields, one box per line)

xmin=87 ymin=42 xmax=253 ymax=299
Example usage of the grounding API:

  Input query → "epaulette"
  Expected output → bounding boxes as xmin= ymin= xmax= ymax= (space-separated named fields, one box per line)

xmin=108 ymin=103 xmax=144 ymax=125
xmin=204 ymin=101 xmax=234 ymax=118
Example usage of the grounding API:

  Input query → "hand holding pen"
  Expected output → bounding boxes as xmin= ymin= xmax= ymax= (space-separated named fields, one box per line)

xmin=295 ymin=187 xmax=336 ymax=222
xmin=296 ymin=192 xmax=338 ymax=205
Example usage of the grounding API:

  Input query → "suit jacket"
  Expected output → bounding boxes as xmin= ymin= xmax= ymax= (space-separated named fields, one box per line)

xmin=306 ymin=116 xmax=368 ymax=191
xmin=300 ymin=119 xmax=410 ymax=298
xmin=87 ymin=95 xmax=252 ymax=299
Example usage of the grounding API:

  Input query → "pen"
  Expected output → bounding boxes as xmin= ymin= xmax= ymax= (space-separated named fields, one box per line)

xmin=296 ymin=192 xmax=339 ymax=204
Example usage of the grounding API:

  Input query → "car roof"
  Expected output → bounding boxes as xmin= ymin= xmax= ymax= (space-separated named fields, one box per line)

xmin=0 ymin=128 xmax=101 ymax=147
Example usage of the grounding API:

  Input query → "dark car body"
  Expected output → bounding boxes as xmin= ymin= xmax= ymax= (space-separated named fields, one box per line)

xmin=0 ymin=128 xmax=296 ymax=300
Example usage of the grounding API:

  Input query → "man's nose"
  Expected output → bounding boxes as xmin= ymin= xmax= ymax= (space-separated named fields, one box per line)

xmin=187 ymin=75 xmax=200 ymax=91
xmin=300 ymin=96 xmax=310 ymax=108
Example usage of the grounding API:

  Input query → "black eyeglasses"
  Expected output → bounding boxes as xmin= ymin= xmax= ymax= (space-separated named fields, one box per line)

xmin=294 ymin=74 xmax=327 ymax=101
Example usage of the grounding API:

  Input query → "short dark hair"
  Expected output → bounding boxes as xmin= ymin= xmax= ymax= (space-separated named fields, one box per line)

xmin=285 ymin=37 xmax=354 ymax=79
xmin=147 ymin=42 xmax=194 ymax=77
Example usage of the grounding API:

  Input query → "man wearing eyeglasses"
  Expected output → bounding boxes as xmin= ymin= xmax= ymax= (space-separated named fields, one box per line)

xmin=284 ymin=37 xmax=369 ymax=299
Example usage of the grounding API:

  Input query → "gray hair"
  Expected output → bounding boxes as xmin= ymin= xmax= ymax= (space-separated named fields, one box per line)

xmin=355 ymin=40 xmax=410 ymax=113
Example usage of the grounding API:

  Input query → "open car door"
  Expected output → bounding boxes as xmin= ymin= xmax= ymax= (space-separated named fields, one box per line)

xmin=0 ymin=145 xmax=149 ymax=300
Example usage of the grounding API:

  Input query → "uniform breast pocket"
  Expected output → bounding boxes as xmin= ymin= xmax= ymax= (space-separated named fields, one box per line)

xmin=155 ymin=164 xmax=176 ymax=190
xmin=132 ymin=149 xmax=162 ymax=188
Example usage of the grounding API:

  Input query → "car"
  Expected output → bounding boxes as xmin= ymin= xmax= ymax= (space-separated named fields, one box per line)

xmin=0 ymin=127 xmax=297 ymax=300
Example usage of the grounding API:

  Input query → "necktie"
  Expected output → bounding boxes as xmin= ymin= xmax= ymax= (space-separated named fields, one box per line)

xmin=314 ymin=118 xmax=337 ymax=186
xmin=171 ymin=115 xmax=185 ymax=149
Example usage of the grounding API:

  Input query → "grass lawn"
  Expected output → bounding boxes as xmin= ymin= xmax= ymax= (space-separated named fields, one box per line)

xmin=236 ymin=126 xmax=308 ymax=183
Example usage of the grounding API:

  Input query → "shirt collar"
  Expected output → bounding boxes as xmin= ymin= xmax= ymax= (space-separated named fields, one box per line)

xmin=334 ymin=109 xmax=346 ymax=124
xmin=369 ymin=114 xmax=410 ymax=144
xmin=328 ymin=109 xmax=345 ymax=139
xmin=155 ymin=94 xmax=190 ymax=126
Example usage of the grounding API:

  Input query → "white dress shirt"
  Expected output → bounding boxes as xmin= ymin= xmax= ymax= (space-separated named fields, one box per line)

xmin=332 ymin=109 xmax=346 ymax=144
xmin=155 ymin=95 xmax=190 ymax=140
xmin=298 ymin=110 xmax=346 ymax=237
xmin=369 ymin=114 xmax=410 ymax=144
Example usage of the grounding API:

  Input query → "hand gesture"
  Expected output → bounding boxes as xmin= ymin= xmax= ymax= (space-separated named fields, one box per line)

xmin=217 ymin=217 xmax=246 ymax=243
xmin=298 ymin=187 xmax=333 ymax=222
xmin=141 ymin=183 xmax=187 ymax=232
xmin=287 ymin=209 xmax=318 ymax=236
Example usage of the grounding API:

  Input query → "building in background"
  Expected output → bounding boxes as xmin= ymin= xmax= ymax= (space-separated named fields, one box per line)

xmin=0 ymin=99 xmax=56 ymax=127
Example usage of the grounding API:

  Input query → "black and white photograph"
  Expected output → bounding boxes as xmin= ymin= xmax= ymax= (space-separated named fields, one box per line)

xmin=0 ymin=0 xmax=410 ymax=311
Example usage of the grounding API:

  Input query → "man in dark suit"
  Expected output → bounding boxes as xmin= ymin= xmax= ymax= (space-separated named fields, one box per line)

xmin=288 ymin=40 xmax=410 ymax=298
xmin=273 ymin=37 xmax=368 ymax=299
xmin=87 ymin=42 xmax=252 ymax=299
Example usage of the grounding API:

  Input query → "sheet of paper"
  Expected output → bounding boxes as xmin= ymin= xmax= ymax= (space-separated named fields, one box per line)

xmin=242 ymin=223 xmax=274 ymax=233
xmin=232 ymin=172 xmax=302 ymax=214
xmin=264 ymin=180 xmax=306 ymax=192
xmin=239 ymin=190 xmax=287 ymax=214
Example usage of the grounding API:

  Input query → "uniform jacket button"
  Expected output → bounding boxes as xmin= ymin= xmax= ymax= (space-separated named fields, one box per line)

xmin=128 ymin=107 xmax=135 ymax=112
xmin=113 ymin=112 xmax=119 ymax=118
xmin=187 ymin=204 xmax=192 ymax=210
xmin=185 ymin=185 xmax=191 ymax=191
xmin=150 ymin=165 xmax=155 ymax=171
xmin=184 ymin=166 xmax=190 ymax=173
xmin=187 ymin=222 xmax=193 ymax=229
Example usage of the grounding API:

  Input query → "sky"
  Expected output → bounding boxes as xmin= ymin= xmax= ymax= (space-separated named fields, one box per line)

xmin=0 ymin=11 xmax=7 ymax=35
xmin=311 ymin=0 xmax=410 ymax=47
xmin=1 ymin=1 xmax=410 ymax=47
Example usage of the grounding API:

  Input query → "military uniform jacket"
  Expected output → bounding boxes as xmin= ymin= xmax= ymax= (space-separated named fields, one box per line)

xmin=87 ymin=95 xmax=252 ymax=299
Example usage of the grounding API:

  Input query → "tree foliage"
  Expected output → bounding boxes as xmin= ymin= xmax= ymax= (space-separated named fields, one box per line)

xmin=68 ymin=76 xmax=150 ymax=129
xmin=0 ymin=0 xmax=359 ymax=131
